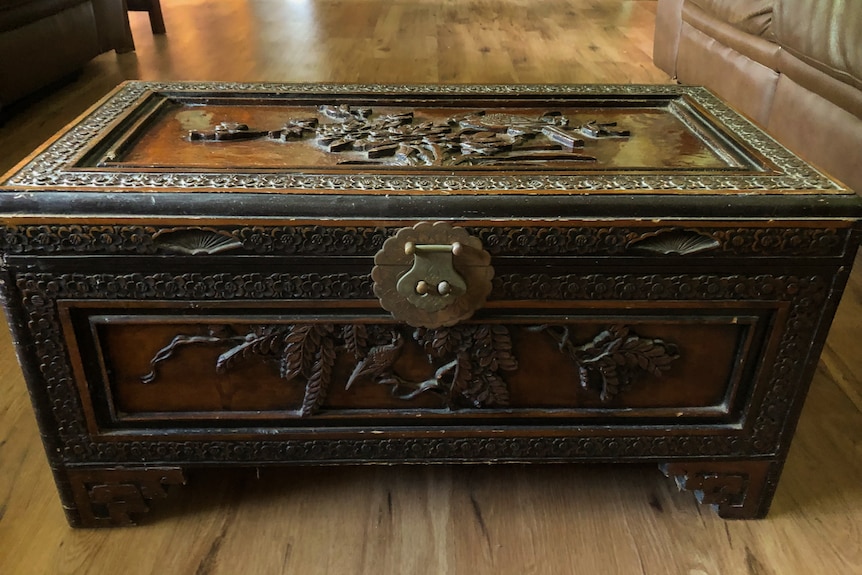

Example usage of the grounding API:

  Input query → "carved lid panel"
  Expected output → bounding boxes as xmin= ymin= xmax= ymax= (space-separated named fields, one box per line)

xmin=0 ymin=82 xmax=850 ymax=197
xmin=84 ymin=99 xmax=730 ymax=172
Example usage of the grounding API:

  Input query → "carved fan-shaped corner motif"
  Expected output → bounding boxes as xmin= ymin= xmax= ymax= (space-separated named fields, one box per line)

xmin=628 ymin=229 xmax=721 ymax=256
xmin=152 ymin=228 xmax=243 ymax=255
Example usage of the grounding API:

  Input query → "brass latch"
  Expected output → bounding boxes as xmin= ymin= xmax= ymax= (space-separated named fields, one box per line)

xmin=397 ymin=242 xmax=467 ymax=312
xmin=372 ymin=222 xmax=494 ymax=328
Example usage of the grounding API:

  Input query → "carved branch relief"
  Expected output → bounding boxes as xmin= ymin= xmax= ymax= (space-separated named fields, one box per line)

xmin=140 ymin=323 xmax=680 ymax=414
xmin=530 ymin=325 xmax=679 ymax=401
xmin=186 ymin=106 xmax=630 ymax=167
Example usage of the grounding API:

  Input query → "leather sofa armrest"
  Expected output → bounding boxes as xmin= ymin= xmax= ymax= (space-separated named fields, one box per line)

xmin=92 ymin=0 xmax=134 ymax=53
xmin=654 ymin=0 xmax=686 ymax=78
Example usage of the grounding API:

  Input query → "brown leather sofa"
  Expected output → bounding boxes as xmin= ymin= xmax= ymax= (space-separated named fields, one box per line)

xmin=0 ymin=0 xmax=131 ymax=111
xmin=654 ymin=0 xmax=862 ymax=193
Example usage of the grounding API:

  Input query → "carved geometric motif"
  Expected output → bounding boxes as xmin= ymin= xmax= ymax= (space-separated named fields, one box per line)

xmin=66 ymin=467 xmax=186 ymax=527
xmin=660 ymin=460 xmax=780 ymax=518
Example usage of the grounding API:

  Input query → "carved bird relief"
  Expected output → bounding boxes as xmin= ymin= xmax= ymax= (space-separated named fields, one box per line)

xmin=345 ymin=332 xmax=404 ymax=389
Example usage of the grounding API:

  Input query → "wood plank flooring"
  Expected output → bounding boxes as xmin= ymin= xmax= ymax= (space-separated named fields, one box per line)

xmin=1 ymin=1 xmax=861 ymax=573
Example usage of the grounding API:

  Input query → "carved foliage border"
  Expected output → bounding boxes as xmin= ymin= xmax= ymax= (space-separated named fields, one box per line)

xmin=3 ymin=82 xmax=837 ymax=191
xmin=14 ymin=268 xmax=828 ymax=464
xmin=0 ymin=224 xmax=847 ymax=257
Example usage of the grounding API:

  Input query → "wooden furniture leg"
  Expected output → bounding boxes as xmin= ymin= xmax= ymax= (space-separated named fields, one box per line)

xmin=66 ymin=467 xmax=186 ymax=527
xmin=126 ymin=0 xmax=166 ymax=34
xmin=660 ymin=460 xmax=783 ymax=519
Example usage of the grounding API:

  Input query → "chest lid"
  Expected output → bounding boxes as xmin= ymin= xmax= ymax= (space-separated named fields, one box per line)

xmin=1 ymin=82 xmax=858 ymax=221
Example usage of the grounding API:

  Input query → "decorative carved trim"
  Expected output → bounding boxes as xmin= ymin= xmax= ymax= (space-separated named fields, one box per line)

xmin=67 ymin=467 xmax=186 ymax=527
xmin=660 ymin=460 xmax=780 ymax=519
xmin=3 ymin=83 xmax=838 ymax=191
xmin=0 ymin=224 xmax=390 ymax=256
xmin=0 ymin=224 xmax=847 ymax=257
xmin=493 ymin=272 xmax=828 ymax=302
xmin=14 ymin=270 xmax=827 ymax=464
xmin=474 ymin=226 xmax=846 ymax=257
xmin=18 ymin=272 xmax=375 ymax=300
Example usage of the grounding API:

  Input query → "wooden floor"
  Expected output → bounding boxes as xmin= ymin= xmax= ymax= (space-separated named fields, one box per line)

xmin=1 ymin=0 xmax=861 ymax=573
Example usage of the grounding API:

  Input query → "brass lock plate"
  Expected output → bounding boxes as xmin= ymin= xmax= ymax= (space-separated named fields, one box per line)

xmin=372 ymin=222 xmax=494 ymax=328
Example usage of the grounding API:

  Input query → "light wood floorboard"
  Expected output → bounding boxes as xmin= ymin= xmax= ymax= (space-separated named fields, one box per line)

xmin=1 ymin=1 xmax=861 ymax=573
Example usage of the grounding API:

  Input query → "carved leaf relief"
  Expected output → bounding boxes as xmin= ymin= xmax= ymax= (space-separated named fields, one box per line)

xmin=140 ymin=322 xmax=679 ymax=414
xmin=530 ymin=325 xmax=680 ymax=401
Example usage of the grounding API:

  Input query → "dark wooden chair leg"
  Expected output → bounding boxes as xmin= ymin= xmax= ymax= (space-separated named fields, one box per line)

xmin=126 ymin=0 xmax=166 ymax=35
xmin=117 ymin=0 xmax=136 ymax=53
xmin=147 ymin=0 xmax=166 ymax=34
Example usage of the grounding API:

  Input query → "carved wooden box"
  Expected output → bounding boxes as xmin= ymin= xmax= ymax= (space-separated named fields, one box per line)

xmin=1 ymin=82 xmax=859 ymax=526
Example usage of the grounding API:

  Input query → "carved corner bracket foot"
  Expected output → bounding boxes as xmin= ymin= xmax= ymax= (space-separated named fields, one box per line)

xmin=66 ymin=467 xmax=187 ymax=527
xmin=659 ymin=460 xmax=781 ymax=519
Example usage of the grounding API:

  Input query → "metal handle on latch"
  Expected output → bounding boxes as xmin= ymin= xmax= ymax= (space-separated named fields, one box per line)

xmin=396 ymin=242 xmax=467 ymax=312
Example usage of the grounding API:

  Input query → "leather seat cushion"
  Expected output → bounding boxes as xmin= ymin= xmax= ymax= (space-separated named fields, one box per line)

xmin=767 ymin=75 xmax=862 ymax=193
xmin=774 ymin=0 xmax=862 ymax=93
xmin=0 ymin=0 xmax=98 ymax=103
xmin=688 ymin=0 xmax=773 ymax=39
xmin=778 ymin=50 xmax=862 ymax=120
xmin=677 ymin=22 xmax=779 ymax=126
xmin=0 ymin=0 xmax=89 ymax=32
xmin=683 ymin=2 xmax=780 ymax=70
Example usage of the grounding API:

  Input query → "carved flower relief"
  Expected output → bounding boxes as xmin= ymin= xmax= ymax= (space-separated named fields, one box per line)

xmin=715 ymin=228 xmax=843 ymax=255
xmin=238 ymin=227 xmax=275 ymax=252
xmin=55 ymin=225 xmax=87 ymax=248
xmin=29 ymin=225 xmax=153 ymax=253
xmin=492 ymin=273 xmax=829 ymax=304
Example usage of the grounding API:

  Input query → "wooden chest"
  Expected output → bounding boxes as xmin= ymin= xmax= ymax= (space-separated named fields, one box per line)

xmin=1 ymin=82 xmax=859 ymax=526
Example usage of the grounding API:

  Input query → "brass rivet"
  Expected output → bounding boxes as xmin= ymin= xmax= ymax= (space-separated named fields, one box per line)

xmin=416 ymin=280 xmax=430 ymax=295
